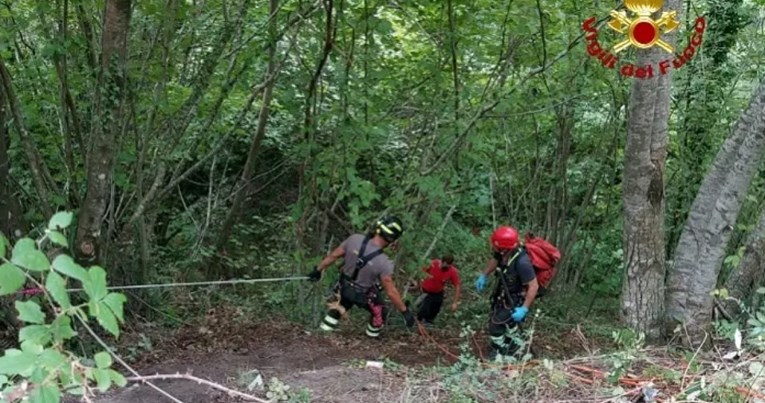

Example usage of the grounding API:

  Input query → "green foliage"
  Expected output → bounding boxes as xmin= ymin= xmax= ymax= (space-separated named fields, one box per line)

xmin=606 ymin=329 xmax=645 ymax=382
xmin=0 ymin=213 xmax=127 ymax=402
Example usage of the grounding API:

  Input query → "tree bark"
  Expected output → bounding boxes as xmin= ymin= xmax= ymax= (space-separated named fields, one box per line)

xmin=621 ymin=0 xmax=680 ymax=340
xmin=0 ymin=58 xmax=55 ymax=218
xmin=725 ymin=205 xmax=765 ymax=312
xmin=75 ymin=0 xmax=132 ymax=262
xmin=666 ymin=80 xmax=765 ymax=345
xmin=666 ymin=0 xmax=746 ymax=257
xmin=215 ymin=0 xmax=281 ymax=258
xmin=0 ymin=85 xmax=25 ymax=241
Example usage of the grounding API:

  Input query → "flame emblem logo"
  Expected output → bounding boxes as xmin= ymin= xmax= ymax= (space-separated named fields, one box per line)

xmin=607 ymin=0 xmax=680 ymax=53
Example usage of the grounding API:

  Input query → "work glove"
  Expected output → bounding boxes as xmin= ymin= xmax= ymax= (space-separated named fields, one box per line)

xmin=307 ymin=266 xmax=322 ymax=282
xmin=511 ymin=306 xmax=529 ymax=322
xmin=475 ymin=273 xmax=488 ymax=292
xmin=402 ymin=309 xmax=415 ymax=328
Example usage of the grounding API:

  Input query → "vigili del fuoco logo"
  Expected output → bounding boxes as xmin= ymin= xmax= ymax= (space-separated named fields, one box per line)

xmin=583 ymin=0 xmax=707 ymax=79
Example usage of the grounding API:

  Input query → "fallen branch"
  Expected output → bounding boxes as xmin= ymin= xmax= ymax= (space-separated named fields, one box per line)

xmin=126 ymin=373 xmax=269 ymax=403
xmin=74 ymin=315 xmax=185 ymax=403
xmin=735 ymin=386 xmax=765 ymax=401
xmin=568 ymin=364 xmax=607 ymax=378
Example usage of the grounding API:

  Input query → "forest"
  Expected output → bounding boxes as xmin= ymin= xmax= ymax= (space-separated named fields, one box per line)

xmin=1 ymin=0 xmax=765 ymax=401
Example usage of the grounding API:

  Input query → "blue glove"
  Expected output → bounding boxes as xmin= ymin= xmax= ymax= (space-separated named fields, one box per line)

xmin=511 ymin=306 xmax=529 ymax=322
xmin=476 ymin=274 xmax=488 ymax=292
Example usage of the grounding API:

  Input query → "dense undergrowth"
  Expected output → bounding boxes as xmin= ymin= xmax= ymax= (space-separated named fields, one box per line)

xmin=3 ymin=211 xmax=765 ymax=402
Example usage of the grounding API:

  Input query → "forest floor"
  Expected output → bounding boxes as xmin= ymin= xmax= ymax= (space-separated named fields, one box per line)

xmin=76 ymin=302 xmax=764 ymax=403
xmin=80 ymin=303 xmax=616 ymax=403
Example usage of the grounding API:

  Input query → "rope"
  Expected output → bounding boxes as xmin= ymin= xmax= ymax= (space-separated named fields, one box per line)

xmin=66 ymin=276 xmax=309 ymax=292
xmin=1 ymin=276 xmax=312 ymax=295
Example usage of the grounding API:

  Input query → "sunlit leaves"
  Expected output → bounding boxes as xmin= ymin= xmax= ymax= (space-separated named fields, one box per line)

xmin=0 ymin=263 xmax=26 ymax=296
xmin=47 ymin=212 xmax=73 ymax=231
xmin=16 ymin=301 xmax=46 ymax=324
xmin=52 ymin=255 xmax=89 ymax=283
xmin=11 ymin=238 xmax=50 ymax=272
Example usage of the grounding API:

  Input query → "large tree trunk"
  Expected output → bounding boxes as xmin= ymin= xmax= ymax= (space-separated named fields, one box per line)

xmin=666 ymin=80 xmax=765 ymax=345
xmin=666 ymin=0 xmax=746 ymax=257
xmin=621 ymin=1 xmax=680 ymax=340
xmin=75 ymin=0 xmax=132 ymax=263
xmin=725 ymin=205 xmax=765 ymax=313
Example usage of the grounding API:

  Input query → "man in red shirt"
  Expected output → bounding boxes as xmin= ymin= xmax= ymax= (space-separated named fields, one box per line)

xmin=416 ymin=254 xmax=461 ymax=325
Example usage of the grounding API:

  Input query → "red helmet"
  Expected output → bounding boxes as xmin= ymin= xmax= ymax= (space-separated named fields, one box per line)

xmin=491 ymin=226 xmax=519 ymax=251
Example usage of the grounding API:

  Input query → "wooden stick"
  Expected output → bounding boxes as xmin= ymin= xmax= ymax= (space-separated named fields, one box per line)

xmin=565 ymin=373 xmax=594 ymax=385
xmin=735 ymin=386 xmax=765 ymax=401
xmin=568 ymin=364 xmax=606 ymax=377
xmin=75 ymin=315 xmax=185 ymax=403
xmin=127 ymin=373 xmax=268 ymax=403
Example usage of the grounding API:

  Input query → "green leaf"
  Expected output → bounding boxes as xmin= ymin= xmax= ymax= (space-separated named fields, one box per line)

xmin=67 ymin=386 xmax=85 ymax=396
xmin=20 ymin=340 xmax=44 ymax=355
xmin=50 ymin=315 xmax=77 ymax=341
xmin=94 ymin=352 xmax=112 ymax=369
xmin=103 ymin=293 xmax=126 ymax=322
xmin=0 ymin=232 xmax=6 ymax=257
xmin=757 ymin=287 xmax=765 ymax=295
xmin=48 ymin=211 xmax=73 ymax=230
xmin=0 ymin=351 xmax=37 ymax=375
xmin=52 ymin=255 xmax=89 ymax=283
xmin=757 ymin=312 xmax=765 ymax=324
xmin=46 ymin=271 xmax=71 ymax=309
xmin=19 ymin=325 xmax=51 ymax=345
xmin=30 ymin=366 xmax=47 ymax=383
xmin=11 ymin=238 xmax=50 ymax=272
xmin=15 ymin=301 xmax=45 ymax=324
xmin=39 ymin=349 xmax=67 ymax=371
xmin=93 ymin=368 xmax=112 ymax=392
xmin=0 ymin=262 xmax=26 ymax=296
xmin=47 ymin=230 xmax=69 ymax=248
xmin=31 ymin=385 xmax=60 ymax=403
xmin=85 ymin=266 xmax=108 ymax=300
xmin=0 ymin=375 xmax=7 ymax=385
xmin=109 ymin=369 xmax=127 ymax=387
xmin=95 ymin=302 xmax=120 ymax=338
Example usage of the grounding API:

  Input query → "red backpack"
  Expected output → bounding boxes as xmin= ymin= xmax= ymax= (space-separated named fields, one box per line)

xmin=522 ymin=233 xmax=561 ymax=289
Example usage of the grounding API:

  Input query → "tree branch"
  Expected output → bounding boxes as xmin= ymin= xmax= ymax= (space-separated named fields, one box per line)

xmin=126 ymin=373 xmax=269 ymax=403
xmin=74 ymin=314 xmax=185 ymax=403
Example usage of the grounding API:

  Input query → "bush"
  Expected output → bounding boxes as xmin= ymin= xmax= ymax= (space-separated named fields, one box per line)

xmin=0 ymin=212 xmax=127 ymax=402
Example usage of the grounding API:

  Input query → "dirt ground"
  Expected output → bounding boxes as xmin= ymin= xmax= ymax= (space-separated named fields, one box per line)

xmin=82 ymin=306 xmax=465 ymax=403
xmin=68 ymin=302 xmax=612 ymax=403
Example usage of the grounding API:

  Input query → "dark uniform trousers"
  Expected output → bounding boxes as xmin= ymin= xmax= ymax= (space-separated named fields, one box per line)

xmin=320 ymin=280 xmax=387 ymax=338
xmin=488 ymin=293 xmax=525 ymax=357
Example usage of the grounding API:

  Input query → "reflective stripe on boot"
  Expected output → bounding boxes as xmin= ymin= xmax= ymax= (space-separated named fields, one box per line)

xmin=366 ymin=323 xmax=382 ymax=338
xmin=320 ymin=314 xmax=339 ymax=332
xmin=490 ymin=335 xmax=506 ymax=349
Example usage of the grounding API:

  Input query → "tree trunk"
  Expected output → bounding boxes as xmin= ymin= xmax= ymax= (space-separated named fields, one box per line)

xmin=725 ymin=205 xmax=765 ymax=313
xmin=621 ymin=0 xmax=680 ymax=340
xmin=0 ymin=59 xmax=55 ymax=218
xmin=75 ymin=0 xmax=132 ymax=263
xmin=0 ymin=90 xmax=25 ymax=241
xmin=666 ymin=80 xmax=765 ymax=345
xmin=215 ymin=0 xmax=280 ymax=260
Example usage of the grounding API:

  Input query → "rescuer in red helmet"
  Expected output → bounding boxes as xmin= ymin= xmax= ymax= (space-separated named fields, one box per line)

xmin=475 ymin=225 xmax=539 ymax=361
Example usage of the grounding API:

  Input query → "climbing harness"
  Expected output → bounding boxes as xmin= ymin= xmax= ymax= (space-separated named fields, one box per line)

xmin=336 ymin=235 xmax=384 ymax=302
xmin=490 ymin=250 xmax=522 ymax=310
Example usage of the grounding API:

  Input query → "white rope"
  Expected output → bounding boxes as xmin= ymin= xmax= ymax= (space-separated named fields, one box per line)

xmin=66 ymin=276 xmax=309 ymax=292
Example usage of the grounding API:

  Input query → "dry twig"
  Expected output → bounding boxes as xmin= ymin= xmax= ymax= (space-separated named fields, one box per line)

xmin=126 ymin=373 xmax=269 ymax=402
